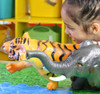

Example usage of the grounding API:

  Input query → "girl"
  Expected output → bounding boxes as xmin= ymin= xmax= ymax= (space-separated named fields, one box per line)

xmin=61 ymin=0 xmax=100 ymax=90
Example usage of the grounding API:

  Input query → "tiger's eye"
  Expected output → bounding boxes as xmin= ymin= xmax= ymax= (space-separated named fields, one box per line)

xmin=12 ymin=46 xmax=17 ymax=48
xmin=16 ymin=48 xmax=20 ymax=50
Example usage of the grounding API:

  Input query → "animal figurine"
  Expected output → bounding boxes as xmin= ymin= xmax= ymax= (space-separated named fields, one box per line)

xmin=25 ymin=40 xmax=100 ymax=88
xmin=4 ymin=32 xmax=80 ymax=90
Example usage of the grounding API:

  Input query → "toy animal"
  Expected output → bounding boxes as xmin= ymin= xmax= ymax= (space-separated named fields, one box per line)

xmin=3 ymin=32 xmax=80 ymax=90
xmin=26 ymin=40 xmax=100 ymax=88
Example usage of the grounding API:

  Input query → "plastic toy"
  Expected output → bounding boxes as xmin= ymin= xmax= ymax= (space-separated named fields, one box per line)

xmin=25 ymin=39 xmax=100 ymax=88
xmin=4 ymin=32 xmax=80 ymax=90
xmin=2 ymin=32 xmax=80 ymax=61
xmin=0 ymin=23 xmax=14 ymax=60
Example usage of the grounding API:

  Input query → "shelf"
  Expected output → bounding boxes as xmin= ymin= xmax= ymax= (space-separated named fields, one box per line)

xmin=0 ymin=0 xmax=70 ymax=61
xmin=17 ymin=15 xmax=63 ymax=24
xmin=0 ymin=18 xmax=15 ymax=22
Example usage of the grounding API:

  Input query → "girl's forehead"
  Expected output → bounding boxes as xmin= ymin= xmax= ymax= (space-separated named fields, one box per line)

xmin=61 ymin=8 xmax=78 ymax=25
xmin=62 ymin=1 xmax=79 ymax=10
xmin=62 ymin=3 xmax=80 ymax=17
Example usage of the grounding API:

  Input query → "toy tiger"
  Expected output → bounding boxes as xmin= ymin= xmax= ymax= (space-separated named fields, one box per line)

xmin=3 ymin=32 xmax=80 ymax=90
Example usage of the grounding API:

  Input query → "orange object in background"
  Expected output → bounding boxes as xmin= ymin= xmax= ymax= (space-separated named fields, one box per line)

xmin=29 ymin=23 xmax=61 ymax=27
xmin=0 ymin=23 xmax=15 ymax=60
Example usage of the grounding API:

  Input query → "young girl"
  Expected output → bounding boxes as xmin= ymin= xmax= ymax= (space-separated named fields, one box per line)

xmin=61 ymin=0 xmax=100 ymax=90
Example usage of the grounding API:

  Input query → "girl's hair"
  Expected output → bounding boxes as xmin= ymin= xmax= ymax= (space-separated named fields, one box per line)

xmin=63 ymin=0 xmax=100 ymax=32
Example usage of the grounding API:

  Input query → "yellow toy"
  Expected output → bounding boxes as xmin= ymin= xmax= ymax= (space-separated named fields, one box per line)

xmin=3 ymin=32 xmax=80 ymax=90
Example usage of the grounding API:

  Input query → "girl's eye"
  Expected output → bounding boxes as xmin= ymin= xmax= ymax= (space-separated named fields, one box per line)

xmin=67 ymin=26 xmax=74 ymax=30
xmin=64 ymin=23 xmax=74 ymax=30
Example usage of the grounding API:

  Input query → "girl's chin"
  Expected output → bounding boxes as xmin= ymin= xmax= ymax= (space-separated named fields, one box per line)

xmin=72 ymin=37 xmax=82 ymax=44
xmin=73 ymin=40 xmax=82 ymax=44
xmin=72 ymin=38 xmax=77 ymax=42
xmin=72 ymin=37 xmax=77 ymax=41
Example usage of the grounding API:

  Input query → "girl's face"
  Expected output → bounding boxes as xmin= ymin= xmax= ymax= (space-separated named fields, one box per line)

xmin=61 ymin=6 xmax=95 ymax=43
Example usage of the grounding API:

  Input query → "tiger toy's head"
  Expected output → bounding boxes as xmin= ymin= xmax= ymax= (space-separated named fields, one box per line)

xmin=2 ymin=32 xmax=31 ymax=61
xmin=2 ymin=38 xmax=28 ymax=61
xmin=9 ymin=42 xmax=26 ymax=60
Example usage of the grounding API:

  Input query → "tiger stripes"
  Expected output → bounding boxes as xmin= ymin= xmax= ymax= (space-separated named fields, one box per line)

xmin=32 ymin=39 xmax=80 ymax=62
xmin=3 ymin=36 xmax=80 ymax=62
xmin=14 ymin=38 xmax=29 ymax=45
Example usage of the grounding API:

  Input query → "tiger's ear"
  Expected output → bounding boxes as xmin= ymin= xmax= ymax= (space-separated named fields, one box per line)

xmin=22 ymin=32 xmax=30 ymax=39
xmin=18 ymin=44 xmax=26 ymax=53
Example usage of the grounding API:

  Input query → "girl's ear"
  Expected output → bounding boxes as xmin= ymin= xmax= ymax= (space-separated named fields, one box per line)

xmin=90 ymin=23 xmax=100 ymax=34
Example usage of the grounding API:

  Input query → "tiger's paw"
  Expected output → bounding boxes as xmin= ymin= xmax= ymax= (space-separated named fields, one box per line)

xmin=6 ymin=63 xmax=18 ymax=73
xmin=47 ymin=81 xmax=58 ymax=90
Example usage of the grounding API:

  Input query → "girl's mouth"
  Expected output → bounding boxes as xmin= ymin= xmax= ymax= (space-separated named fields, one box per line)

xmin=72 ymin=38 xmax=81 ymax=43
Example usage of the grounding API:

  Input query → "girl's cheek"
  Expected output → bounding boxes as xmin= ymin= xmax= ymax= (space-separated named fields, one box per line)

xmin=70 ymin=32 xmax=74 ymax=36
xmin=65 ymin=28 xmax=69 ymax=34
